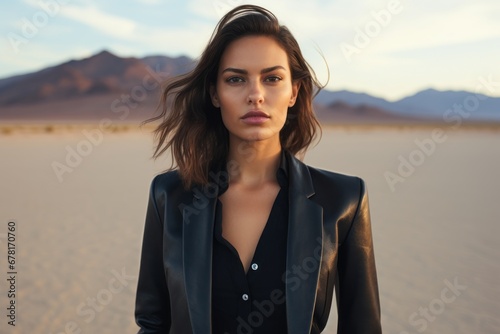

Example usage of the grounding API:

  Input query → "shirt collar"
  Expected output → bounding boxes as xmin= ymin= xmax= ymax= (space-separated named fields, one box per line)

xmin=276 ymin=149 xmax=289 ymax=188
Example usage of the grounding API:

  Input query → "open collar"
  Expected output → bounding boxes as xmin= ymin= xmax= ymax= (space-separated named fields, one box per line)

xmin=181 ymin=151 xmax=324 ymax=334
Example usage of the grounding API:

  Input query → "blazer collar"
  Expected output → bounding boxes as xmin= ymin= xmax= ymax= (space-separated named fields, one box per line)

xmin=182 ymin=151 xmax=323 ymax=334
xmin=285 ymin=151 xmax=324 ymax=334
xmin=182 ymin=184 xmax=217 ymax=334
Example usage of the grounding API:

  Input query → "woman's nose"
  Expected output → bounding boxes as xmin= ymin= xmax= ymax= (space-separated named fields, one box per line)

xmin=247 ymin=81 xmax=264 ymax=104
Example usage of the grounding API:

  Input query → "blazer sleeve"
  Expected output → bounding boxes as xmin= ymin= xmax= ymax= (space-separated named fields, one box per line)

xmin=135 ymin=176 xmax=171 ymax=333
xmin=336 ymin=178 xmax=382 ymax=333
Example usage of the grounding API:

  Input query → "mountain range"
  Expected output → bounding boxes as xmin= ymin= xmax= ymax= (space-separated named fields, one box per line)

xmin=316 ymin=88 xmax=500 ymax=121
xmin=0 ymin=50 xmax=498 ymax=123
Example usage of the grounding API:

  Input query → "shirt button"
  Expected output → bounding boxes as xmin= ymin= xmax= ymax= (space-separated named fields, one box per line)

xmin=242 ymin=294 xmax=249 ymax=301
xmin=251 ymin=263 xmax=259 ymax=271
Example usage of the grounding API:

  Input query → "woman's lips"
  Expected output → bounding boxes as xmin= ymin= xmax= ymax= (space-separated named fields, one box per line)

xmin=241 ymin=111 xmax=270 ymax=125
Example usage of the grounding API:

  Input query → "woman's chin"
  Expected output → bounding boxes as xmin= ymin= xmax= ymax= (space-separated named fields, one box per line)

xmin=231 ymin=131 xmax=279 ymax=144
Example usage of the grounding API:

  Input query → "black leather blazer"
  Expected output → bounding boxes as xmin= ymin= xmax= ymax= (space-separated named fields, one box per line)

xmin=135 ymin=151 xmax=382 ymax=333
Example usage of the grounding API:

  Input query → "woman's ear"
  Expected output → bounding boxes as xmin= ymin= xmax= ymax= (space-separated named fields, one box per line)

xmin=289 ymin=82 xmax=300 ymax=107
xmin=210 ymin=85 xmax=220 ymax=108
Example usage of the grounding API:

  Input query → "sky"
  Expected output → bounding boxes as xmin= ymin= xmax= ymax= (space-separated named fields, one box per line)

xmin=1 ymin=0 xmax=499 ymax=101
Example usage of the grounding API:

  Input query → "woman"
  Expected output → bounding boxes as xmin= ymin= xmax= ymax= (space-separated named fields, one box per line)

xmin=135 ymin=5 xmax=381 ymax=334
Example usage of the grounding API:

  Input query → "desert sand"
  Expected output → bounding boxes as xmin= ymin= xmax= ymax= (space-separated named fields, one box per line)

xmin=0 ymin=125 xmax=499 ymax=333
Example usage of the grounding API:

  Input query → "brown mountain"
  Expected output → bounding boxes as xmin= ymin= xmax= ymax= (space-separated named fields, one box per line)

xmin=315 ymin=101 xmax=421 ymax=124
xmin=0 ymin=50 xmax=194 ymax=121
xmin=0 ymin=50 xmax=420 ymax=124
xmin=0 ymin=50 xmax=193 ymax=106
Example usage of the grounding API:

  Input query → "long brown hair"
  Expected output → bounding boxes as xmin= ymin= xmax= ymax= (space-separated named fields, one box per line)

xmin=146 ymin=5 xmax=323 ymax=188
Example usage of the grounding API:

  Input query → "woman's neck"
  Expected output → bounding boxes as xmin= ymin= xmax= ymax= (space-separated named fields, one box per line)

xmin=226 ymin=136 xmax=282 ymax=188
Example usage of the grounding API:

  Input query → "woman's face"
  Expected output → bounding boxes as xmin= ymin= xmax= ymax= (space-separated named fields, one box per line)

xmin=211 ymin=35 xmax=298 ymax=145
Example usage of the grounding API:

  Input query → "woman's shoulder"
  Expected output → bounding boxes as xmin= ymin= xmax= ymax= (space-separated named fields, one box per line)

xmin=307 ymin=165 xmax=363 ymax=184
xmin=150 ymin=170 xmax=184 ymax=194
xmin=306 ymin=164 xmax=367 ymax=198
xmin=286 ymin=151 xmax=366 ymax=197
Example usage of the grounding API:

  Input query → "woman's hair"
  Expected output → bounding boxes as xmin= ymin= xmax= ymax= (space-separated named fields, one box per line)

xmin=147 ymin=4 xmax=324 ymax=188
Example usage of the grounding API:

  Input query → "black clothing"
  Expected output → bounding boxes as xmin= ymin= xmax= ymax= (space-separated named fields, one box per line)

xmin=135 ymin=151 xmax=382 ymax=334
xmin=211 ymin=155 xmax=289 ymax=333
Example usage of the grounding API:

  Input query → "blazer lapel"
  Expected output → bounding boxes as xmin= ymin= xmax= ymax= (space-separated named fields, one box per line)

xmin=181 ymin=154 xmax=323 ymax=334
xmin=286 ymin=152 xmax=324 ymax=334
xmin=182 ymin=186 xmax=217 ymax=334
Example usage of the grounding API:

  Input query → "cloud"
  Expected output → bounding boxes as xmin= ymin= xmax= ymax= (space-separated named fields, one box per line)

xmin=60 ymin=4 xmax=137 ymax=39
xmin=136 ymin=0 xmax=162 ymax=4
xmin=21 ymin=0 xmax=41 ymax=7
xmin=366 ymin=2 xmax=500 ymax=54
xmin=2 ymin=0 xmax=499 ymax=100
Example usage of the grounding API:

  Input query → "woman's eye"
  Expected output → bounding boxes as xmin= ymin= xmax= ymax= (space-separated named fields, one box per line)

xmin=226 ymin=77 xmax=244 ymax=83
xmin=265 ymin=76 xmax=282 ymax=82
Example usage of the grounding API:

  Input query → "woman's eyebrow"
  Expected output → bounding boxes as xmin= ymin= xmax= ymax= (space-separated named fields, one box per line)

xmin=221 ymin=65 xmax=286 ymax=75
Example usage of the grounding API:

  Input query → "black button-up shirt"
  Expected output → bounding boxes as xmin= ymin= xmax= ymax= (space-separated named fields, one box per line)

xmin=212 ymin=152 xmax=289 ymax=333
